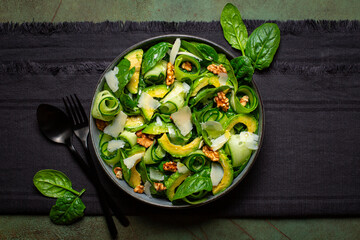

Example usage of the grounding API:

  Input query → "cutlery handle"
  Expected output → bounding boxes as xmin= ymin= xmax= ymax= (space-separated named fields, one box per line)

xmin=66 ymin=143 xmax=119 ymax=239
xmin=82 ymin=138 xmax=130 ymax=227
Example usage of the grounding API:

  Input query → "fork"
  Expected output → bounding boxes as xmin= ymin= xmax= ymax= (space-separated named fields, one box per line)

xmin=63 ymin=95 xmax=130 ymax=230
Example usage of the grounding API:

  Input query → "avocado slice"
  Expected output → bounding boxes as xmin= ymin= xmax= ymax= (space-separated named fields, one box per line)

xmin=124 ymin=115 xmax=146 ymax=132
xmin=212 ymin=150 xmax=234 ymax=195
xmin=165 ymin=171 xmax=191 ymax=201
xmin=142 ymin=121 xmax=168 ymax=135
xmin=191 ymin=76 xmax=220 ymax=97
xmin=158 ymin=133 xmax=202 ymax=158
xmin=124 ymin=49 xmax=143 ymax=94
xmin=225 ymin=114 xmax=258 ymax=133
xmin=143 ymin=85 xmax=170 ymax=98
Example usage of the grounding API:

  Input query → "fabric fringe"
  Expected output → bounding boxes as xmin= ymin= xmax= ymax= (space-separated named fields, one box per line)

xmin=0 ymin=20 xmax=359 ymax=35
xmin=1 ymin=60 xmax=358 ymax=76
xmin=0 ymin=61 xmax=109 ymax=75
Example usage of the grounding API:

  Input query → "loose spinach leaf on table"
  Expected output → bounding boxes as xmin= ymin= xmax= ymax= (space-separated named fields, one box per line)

xmin=220 ymin=3 xmax=248 ymax=55
xmin=141 ymin=42 xmax=169 ymax=74
xmin=230 ymin=55 xmax=254 ymax=82
xmin=172 ymin=168 xmax=212 ymax=201
xmin=49 ymin=190 xmax=86 ymax=225
xmin=33 ymin=169 xmax=80 ymax=198
xmin=245 ymin=23 xmax=280 ymax=70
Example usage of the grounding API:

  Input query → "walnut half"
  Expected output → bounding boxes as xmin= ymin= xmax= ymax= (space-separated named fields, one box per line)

xmin=136 ymin=130 xmax=154 ymax=148
xmin=166 ymin=62 xmax=175 ymax=86
xmin=95 ymin=119 xmax=109 ymax=132
xmin=163 ymin=161 xmax=177 ymax=172
xmin=207 ymin=64 xmax=227 ymax=75
xmin=240 ymin=95 xmax=249 ymax=107
xmin=134 ymin=185 xmax=144 ymax=194
xmin=113 ymin=167 xmax=123 ymax=179
xmin=214 ymin=91 xmax=229 ymax=112
xmin=154 ymin=182 xmax=167 ymax=192
xmin=202 ymin=145 xmax=219 ymax=162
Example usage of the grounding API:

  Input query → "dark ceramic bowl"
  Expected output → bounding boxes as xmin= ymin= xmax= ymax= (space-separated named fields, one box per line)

xmin=90 ymin=34 xmax=264 ymax=208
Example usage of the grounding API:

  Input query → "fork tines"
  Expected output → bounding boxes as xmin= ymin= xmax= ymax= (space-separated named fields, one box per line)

xmin=63 ymin=94 xmax=88 ymax=126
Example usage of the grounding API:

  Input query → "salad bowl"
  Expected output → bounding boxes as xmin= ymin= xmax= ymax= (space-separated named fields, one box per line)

xmin=89 ymin=34 xmax=264 ymax=208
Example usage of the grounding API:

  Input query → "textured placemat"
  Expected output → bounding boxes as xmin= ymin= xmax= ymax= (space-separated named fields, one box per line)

xmin=0 ymin=20 xmax=359 ymax=217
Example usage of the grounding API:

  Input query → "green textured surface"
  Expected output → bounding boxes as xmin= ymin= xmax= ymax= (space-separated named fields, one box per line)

xmin=0 ymin=0 xmax=359 ymax=23
xmin=0 ymin=216 xmax=360 ymax=240
xmin=0 ymin=0 xmax=359 ymax=239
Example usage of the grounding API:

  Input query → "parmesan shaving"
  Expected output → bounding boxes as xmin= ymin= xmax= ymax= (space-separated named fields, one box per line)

xmin=107 ymin=139 xmax=125 ymax=152
xmin=103 ymin=111 xmax=127 ymax=138
xmin=171 ymin=106 xmax=193 ymax=136
xmin=123 ymin=152 xmax=144 ymax=169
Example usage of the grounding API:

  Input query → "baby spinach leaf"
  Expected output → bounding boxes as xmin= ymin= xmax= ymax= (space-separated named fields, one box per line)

xmin=220 ymin=3 xmax=248 ymax=55
xmin=116 ymin=58 xmax=131 ymax=75
xmin=192 ymin=42 xmax=219 ymax=61
xmin=230 ymin=56 xmax=254 ymax=82
xmin=245 ymin=23 xmax=280 ymax=70
xmin=49 ymin=190 xmax=86 ymax=225
xmin=172 ymin=168 xmax=212 ymax=201
xmin=33 ymin=169 xmax=80 ymax=198
xmin=115 ymin=66 xmax=135 ymax=96
xmin=142 ymin=42 xmax=169 ymax=74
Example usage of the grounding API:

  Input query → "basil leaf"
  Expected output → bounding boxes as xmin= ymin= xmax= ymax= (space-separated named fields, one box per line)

xmin=141 ymin=42 xmax=169 ymax=74
xmin=220 ymin=3 xmax=248 ymax=55
xmin=230 ymin=56 xmax=254 ymax=82
xmin=33 ymin=169 xmax=80 ymax=198
xmin=49 ymin=190 xmax=86 ymax=225
xmin=245 ymin=23 xmax=280 ymax=70
xmin=172 ymin=168 xmax=212 ymax=201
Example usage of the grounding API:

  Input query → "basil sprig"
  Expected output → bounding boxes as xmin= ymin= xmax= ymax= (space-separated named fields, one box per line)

xmin=33 ymin=169 xmax=86 ymax=225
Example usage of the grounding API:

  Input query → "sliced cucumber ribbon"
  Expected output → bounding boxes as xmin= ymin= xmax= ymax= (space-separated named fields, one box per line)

xmin=91 ymin=90 xmax=122 ymax=121
xmin=183 ymin=152 xmax=208 ymax=172
xmin=230 ymin=85 xmax=258 ymax=114
xmin=174 ymin=55 xmax=201 ymax=81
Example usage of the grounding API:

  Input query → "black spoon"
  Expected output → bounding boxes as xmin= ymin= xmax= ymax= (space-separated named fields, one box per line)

xmin=37 ymin=104 xmax=119 ymax=239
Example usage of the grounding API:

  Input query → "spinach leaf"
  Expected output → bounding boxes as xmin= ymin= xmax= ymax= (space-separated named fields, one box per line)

xmin=230 ymin=56 xmax=254 ymax=82
xmin=116 ymin=67 xmax=135 ymax=95
xmin=119 ymin=93 xmax=141 ymax=115
xmin=220 ymin=3 xmax=248 ymax=55
xmin=116 ymin=58 xmax=131 ymax=75
xmin=49 ymin=190 xmax=86 ymax=225
xmin=245 ymin=23 xmax=280 ymax=70
xmin=181 ymin=40 xmax=219 ymax=61
xmin=33 ymin=169 xmax=80 ymax=198
xmin=141 ymin=42 xmax=169 ymax=74
xmin=172 ymin=168 xmax=212 ymax=201
xmin=193 ymin=42 xmax=218 ymax=61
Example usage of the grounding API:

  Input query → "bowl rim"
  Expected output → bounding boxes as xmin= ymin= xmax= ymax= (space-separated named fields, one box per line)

xmin=89 ymin=34 xmax=265 ymax=209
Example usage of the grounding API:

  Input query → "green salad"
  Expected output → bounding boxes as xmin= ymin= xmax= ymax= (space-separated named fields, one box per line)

xmin=91 ymin=4 xmax=280 ymax=205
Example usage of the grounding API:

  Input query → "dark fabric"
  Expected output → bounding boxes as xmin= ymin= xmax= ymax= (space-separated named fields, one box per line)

xmin=0 ymin=21 xmax=359 ymax=217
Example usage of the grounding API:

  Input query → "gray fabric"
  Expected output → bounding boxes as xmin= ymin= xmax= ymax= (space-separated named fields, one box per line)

xmin=0 ymin=21 xmax=359 ymax=217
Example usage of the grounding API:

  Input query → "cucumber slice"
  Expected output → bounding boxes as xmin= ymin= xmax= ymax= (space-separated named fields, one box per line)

xmin=159 ymin=101 xmax=178 ymax=115
xmin=149 ymin=167 xmax=165 ymax=181
xmin=118 ymin=130 xmax=137 ymax=147
xmin=227 ymin=134 xmax=252 ymax=167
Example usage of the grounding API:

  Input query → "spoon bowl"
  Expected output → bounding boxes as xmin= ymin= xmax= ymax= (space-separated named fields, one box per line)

xmin=37 ymin=104 xmax=73 ymax=144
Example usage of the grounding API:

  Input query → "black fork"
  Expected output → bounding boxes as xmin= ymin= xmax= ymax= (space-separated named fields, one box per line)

xmin=63 ymin=95 xmax=130 ymax=234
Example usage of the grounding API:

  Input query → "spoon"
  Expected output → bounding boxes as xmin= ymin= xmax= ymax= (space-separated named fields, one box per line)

xmin=36 ymin=104 xmax=118 ymax=239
